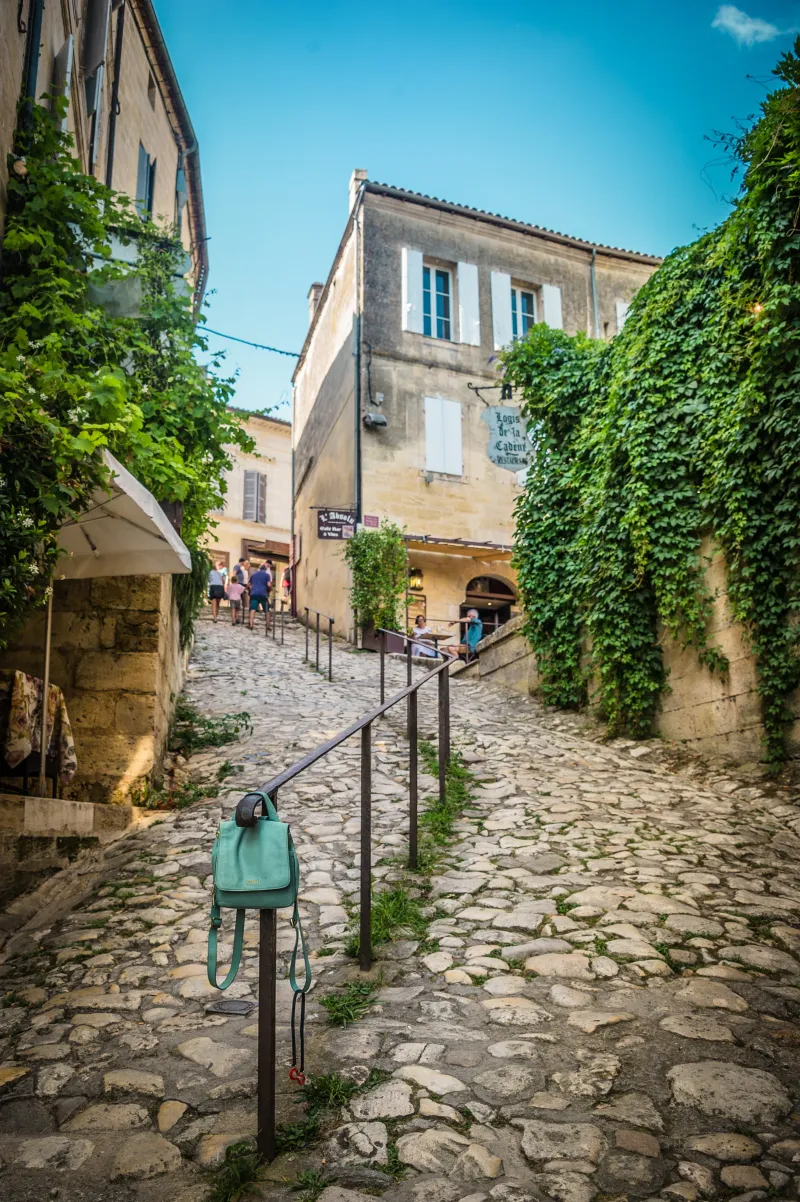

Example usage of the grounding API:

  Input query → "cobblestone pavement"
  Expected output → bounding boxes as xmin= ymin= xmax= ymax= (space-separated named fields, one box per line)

xmin=1 ymin=616 xmax=800 ymax=1202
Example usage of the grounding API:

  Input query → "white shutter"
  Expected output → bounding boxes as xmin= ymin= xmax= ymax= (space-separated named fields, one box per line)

xmin=457 ymin=262 xmax=480 ymax=346
xmin=243 ymin=470 xmax=258 ymax=521
xmin=441 ymin=399 xmax=463 ymax=476
xmin=52 ymin=36 xmax=74 ymax=130
xmin=424 ymin=397 xmax=445 ymax=473
xmin=401 ymin=247 xmax=424 ymax=334
xmin=257 ymin=473 xmax=267 ymax=524
xmin=542 ymin=284 xmax=563 ymax=330
xmin=615 ymin=300 xmax=630 ymax=332
xmin=491 ymin=271 xmax=513 ymax=349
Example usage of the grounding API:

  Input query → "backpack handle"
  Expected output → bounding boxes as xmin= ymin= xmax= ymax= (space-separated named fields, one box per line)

xmin=235 ymin=790 xmax=278 ymax=827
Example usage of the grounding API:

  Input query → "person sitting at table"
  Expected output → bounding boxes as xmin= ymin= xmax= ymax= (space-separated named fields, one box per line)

xmin=448 ymin=608 xmax=484 ymax=661
xmin=410 ymin=614 xmax=438 ymax=657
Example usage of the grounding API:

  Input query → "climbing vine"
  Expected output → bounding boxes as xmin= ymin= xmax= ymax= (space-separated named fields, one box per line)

xmin=0 ymin=100 xmax=251 ymax=648
xmin=343 ymin=519 xmax=407 ymax=632
xmin=505 ymin=41 xmax=800 ymax=765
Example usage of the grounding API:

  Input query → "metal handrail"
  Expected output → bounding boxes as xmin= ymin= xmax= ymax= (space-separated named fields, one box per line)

xmin=302 ymin=606 xmax=334 ymax=681
xmin=232 ymin=645 xmax=453 ymax=1163
xmin=375 ymin=626 xmax=456 ymax=706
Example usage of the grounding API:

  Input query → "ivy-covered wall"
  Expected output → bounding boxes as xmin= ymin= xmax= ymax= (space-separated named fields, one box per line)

xmin=504 ymin=42 xmax=800 ymax=768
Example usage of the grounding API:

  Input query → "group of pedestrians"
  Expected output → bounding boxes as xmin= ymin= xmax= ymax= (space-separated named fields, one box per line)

xmin=207 ymin=557 xmax=291 ymax=630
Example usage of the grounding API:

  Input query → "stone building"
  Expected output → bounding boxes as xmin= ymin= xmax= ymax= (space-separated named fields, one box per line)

xmin=292 ymin=171 xmax=659 ymax=643
xmin=0 ymin=1 xmax=206 ymax=814
xmin=207 ymin=410 xmax=292 ymax=583
xmin=1 ymin=0 xmax=207 ymax=300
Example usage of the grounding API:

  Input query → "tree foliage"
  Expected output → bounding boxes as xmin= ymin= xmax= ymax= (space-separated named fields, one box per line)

xmin=505 ymin=41 xmax=800 ymax=764
xmin=0 ymin=102 xmax=251 ymax=647
xmin=344 ymin=520 xmax=407 ymax=632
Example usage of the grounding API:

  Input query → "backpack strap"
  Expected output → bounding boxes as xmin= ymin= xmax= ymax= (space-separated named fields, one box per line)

xmin=207 ymin=903 xmax=246 ymax=990
xmin=236 ymin=790 xmax=279 ymax=827
xmin=288 ymin=898 xmax=312 ymax=1085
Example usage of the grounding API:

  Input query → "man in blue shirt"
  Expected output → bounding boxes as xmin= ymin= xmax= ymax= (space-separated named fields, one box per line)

xmin=248 ymin=561 xmax=271 ymax=630
xmin=449 ymin=608 xmax=483 ymax=661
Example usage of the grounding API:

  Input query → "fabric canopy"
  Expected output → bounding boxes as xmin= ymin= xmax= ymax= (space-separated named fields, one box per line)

xmin=56 ymin=450 xmax=191 ymax=579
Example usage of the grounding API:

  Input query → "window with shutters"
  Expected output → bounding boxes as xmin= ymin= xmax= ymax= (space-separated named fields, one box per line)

xmin=135 ymin=144 xmax=156 ymax=218
xmin=423 ymin=263 xmax=452 ymax=340
xmin=243 ymin=471 xmax=267 ymax=523
xmin=424 ymin=397 xmax=463 ymax=476
xmin=511 ymin=286 xmax=537 ymax=340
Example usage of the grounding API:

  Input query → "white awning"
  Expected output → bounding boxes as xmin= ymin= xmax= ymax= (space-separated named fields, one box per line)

xmin=56 ymin=450 xmax=192 ymax=579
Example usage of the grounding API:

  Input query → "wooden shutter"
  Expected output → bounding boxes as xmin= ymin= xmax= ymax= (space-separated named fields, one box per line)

xmin=146 ymin=158 xmax=157 ymax=217
xmin=491 ymin=271 xmax=512 ymax=349
xmin=542 ymin=284 xmax=563 ymax=329
xmin=243 ymin=470 xmax=259 ymax=521
xmin=52 ymin=36 xmax=74 ymax=130
xmin=424 ymin=397 xmax=444 ymax=472
xmin=457 ymin=262 xmax=480 ymax=346
xmin=135 ymin=144 xmax=149 ymax=217
xmin=402 ymin=248 xmax=424 ymax=333
xmin=83 ymin=0 xmax=111 ymax=76
xmin=257 ymin=472 xmax=267 ymax=524
xmin=441 ymin=399 xmax=463 ymax=476
xmin=615 ymin=300 xmax=630 ymax=332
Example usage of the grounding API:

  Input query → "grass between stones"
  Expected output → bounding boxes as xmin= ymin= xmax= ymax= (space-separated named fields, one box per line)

xmin=319 ymin=980 xmax=379 ymax=1026
xmin=206 ymin=1140 xmax=263 ymax=1202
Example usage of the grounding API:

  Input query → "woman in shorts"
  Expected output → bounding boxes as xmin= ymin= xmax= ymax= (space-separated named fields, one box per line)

xmin=208 ymin=561 xmax=225 ymax=622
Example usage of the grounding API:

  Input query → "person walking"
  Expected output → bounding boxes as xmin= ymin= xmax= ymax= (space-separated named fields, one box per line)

xmin=208 ymin=560 xmax=225 ymax=623
xmin=226 ymin=574 xmax=245 ymax=625
xmin=281 ymin=566 xmax=292 ymax=606
xmin=248 ymin=561 xmax=270 ymax=630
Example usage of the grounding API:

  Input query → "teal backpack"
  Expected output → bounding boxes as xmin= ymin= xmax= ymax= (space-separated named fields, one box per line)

xmin=207 ymin=791 xmax=312 ymax=1079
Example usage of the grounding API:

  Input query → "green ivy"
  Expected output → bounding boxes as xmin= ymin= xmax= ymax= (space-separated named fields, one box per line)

xmin=343 ymin=518 xmax=407 ymax=632
xmin=0 ymin=101 xmax=252 ymax=649
xmin=504 ymin=41 xmax=800 ymax=765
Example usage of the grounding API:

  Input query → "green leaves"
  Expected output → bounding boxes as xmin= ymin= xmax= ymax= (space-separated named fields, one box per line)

xmin=505 ymin=39 xmax=800 ymax=763
xmin=343 ymin=519 xmax=407 ymax=632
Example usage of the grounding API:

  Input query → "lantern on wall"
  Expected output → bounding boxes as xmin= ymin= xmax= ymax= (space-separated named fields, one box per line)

xmin=408 ymin=566 xmax=424 ymax=592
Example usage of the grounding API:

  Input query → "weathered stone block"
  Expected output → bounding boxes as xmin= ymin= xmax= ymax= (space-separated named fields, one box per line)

xmin=75 ymin=652 xmax=158 ymax=692
xmin=115 ymin=694 xmax=157 ymax=736
xmin=91 ymin=576 xmax=162 ymax=611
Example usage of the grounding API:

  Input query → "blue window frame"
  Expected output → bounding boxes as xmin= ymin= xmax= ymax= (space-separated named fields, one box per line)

xmin=423 ymin=265 xmax=452 ymax=340
xmin=511 ymin=287 xmax=536 ymax=340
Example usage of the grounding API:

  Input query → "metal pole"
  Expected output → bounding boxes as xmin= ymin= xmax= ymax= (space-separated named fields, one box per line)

xmin=305 ymin=608 xmax=309 ymax=662
xmin=438 ymin=666 xmax=447 ymax=809
xmin=328 ymin=618 xmax=333 ymax=682
xmin=408 ymin=688 xmax=418 ymax=870
xmin=360 ymin=722 xmax=372 ymax=972
xmin=315 ymin=611 xmax=320 ymax=672
xmin=380 ymin=630 xmax=385 ymax=705
xmin=282 ymin=603 xmax=285 ymax=646
xmin=257 ymin=909 xmax=277 ymax=1161
xmin=443 ymin=658 xmax=451 ymax=766
xmin=407 ymin=636 xmax=412 ymax=686
xmin=38 ymin=588 xmax=53 ymax=797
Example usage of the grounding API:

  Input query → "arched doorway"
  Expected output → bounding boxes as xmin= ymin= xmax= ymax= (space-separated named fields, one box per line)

xmin=463 ymin=576 xmax=517 ymax=634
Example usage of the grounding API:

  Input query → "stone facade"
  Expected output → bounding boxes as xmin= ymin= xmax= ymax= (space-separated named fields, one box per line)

xmin=0 ymin=574 xmax=184 ymax=804
xmin=293 ymin=173 xmax=659 ymax=641
xmin=206 ymin=411 xmax=292 ymax=579
xmin=0 ymin=0 xmax=206 ymax=296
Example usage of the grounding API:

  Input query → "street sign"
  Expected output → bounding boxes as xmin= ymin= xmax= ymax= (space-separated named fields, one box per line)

xmin=481 ymin=405 xmax=530 ymax=471
xmin=317 ymin=509 xmax=356 ymax=539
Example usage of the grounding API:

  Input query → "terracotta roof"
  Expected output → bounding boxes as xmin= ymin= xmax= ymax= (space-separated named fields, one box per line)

xmin=364 ymin=180 xmax=662 ymax=264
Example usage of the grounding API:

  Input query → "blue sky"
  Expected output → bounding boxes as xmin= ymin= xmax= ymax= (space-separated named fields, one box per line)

xmin=155 ymin=1 xmax=800 ymax=417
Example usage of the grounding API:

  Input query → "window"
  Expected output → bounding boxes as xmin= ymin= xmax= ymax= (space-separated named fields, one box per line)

xmin=511 ymin=287 xmax=536 ymax=340
xmin=424 ymin=397 xmax=462 ymax=476
xmin=423 ymin=266 xmax=452 ymax=340
xmin=243 ymin=470 xmax=267 ymax=523
xmin=135 ymin=143 xmax=156 ymax=218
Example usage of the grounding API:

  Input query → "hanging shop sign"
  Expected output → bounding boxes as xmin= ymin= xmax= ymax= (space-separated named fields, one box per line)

xmin=317 ymin=509 xmax=356 ymax=540
xmin=481 ymin=406 xmax=530 ymax=471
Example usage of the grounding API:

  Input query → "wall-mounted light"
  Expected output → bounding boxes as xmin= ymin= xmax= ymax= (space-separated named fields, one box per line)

xmin=501 ymin=381 xmax=513 ymax=401
xmin=408 ymin=567 xmax=424 ymax=592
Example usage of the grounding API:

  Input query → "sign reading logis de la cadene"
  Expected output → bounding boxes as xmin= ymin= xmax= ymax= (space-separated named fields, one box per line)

xmin=481 ymin=406 xmax=530 ymax=471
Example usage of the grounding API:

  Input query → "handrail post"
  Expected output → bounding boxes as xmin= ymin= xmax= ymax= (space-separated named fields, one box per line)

xmin=443 ymin=657 xmax=451 ymax=765
xmin=281 ymin=602 xmax=285 ymax=645
xmin=328 ymin=618 xmax=333 ymax=682
xmin=304 ymin=608 xmax=309 ymax=662
xmin=257 ymin=785 xmax=279 ymax=1162
xmin=438 ymin=665 xmax=448 ymax=808
xmin=406 ymin=636 xmax=412 ymax=686
xmin=380 ymin=630 xmax=385 ymax=704
xmin=315 ymin=611 xmax=320 ymax=671
xmin=360 ymin=722 xmax=372 ymax=972
xmin=408 ymin=688 xmax=418 ymax=870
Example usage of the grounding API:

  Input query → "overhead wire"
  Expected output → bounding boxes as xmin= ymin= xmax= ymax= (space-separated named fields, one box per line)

xmin=203 ymin=327 xmax=300 ymax=358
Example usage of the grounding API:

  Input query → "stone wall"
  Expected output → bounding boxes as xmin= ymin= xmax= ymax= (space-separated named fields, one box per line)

xmin=467 ymin=553 xmax=800 ymax=763
xmin=0 ymin=574 xmax=184 ymax=804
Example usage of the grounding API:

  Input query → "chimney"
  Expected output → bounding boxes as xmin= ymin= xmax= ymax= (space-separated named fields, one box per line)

xmin=349 ymin=168 xmax=367 ymax=212
xmin=307 ymin=282 xmax=324 ymax=324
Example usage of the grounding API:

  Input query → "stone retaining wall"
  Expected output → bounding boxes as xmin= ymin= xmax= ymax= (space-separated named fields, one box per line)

xmin=0 ymin=574 xmax=185 ymax=803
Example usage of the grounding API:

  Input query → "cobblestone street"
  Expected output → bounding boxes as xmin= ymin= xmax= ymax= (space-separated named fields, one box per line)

xmin=1 ymin=617 xmax=800 ymax=1202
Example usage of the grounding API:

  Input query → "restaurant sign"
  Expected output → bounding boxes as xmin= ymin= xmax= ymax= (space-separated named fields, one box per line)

xmin=481 ymin=405 xmax=529 ymax=471
xmin=317 ymin=508 xmax=356 ymax=540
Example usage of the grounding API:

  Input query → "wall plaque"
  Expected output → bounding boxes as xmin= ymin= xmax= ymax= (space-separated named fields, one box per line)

xmin=481 ymin=405 xmax=529 ymax=471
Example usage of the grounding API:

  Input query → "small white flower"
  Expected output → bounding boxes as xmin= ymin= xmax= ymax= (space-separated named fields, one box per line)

xmin=141 ymin=384 xmax=150 ymax=394
xmin=30 ymin=563 xmax=40 ymax=574
xmin=27 ymin=385 xmax=36 ymax=394
xmin=20 ymin=515 xmax=34 ymax=528
xmin=16 ymin=354 xmax=25 ymax=362
xmin=67 ymin=409 xmax=81 ymax=423
xmin=84 ymin=391 xmax=92 ymax=399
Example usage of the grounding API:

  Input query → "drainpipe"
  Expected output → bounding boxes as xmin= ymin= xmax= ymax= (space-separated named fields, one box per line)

xmin=590 ymin=247 xmax=601 ymax=341
xmin=352 ymin=181 xmax=366 ymax=524
xmin=105 ymin=0 xmax=126 ymax=187
xmin=20 ymin=0 xmax=46 ymax=133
